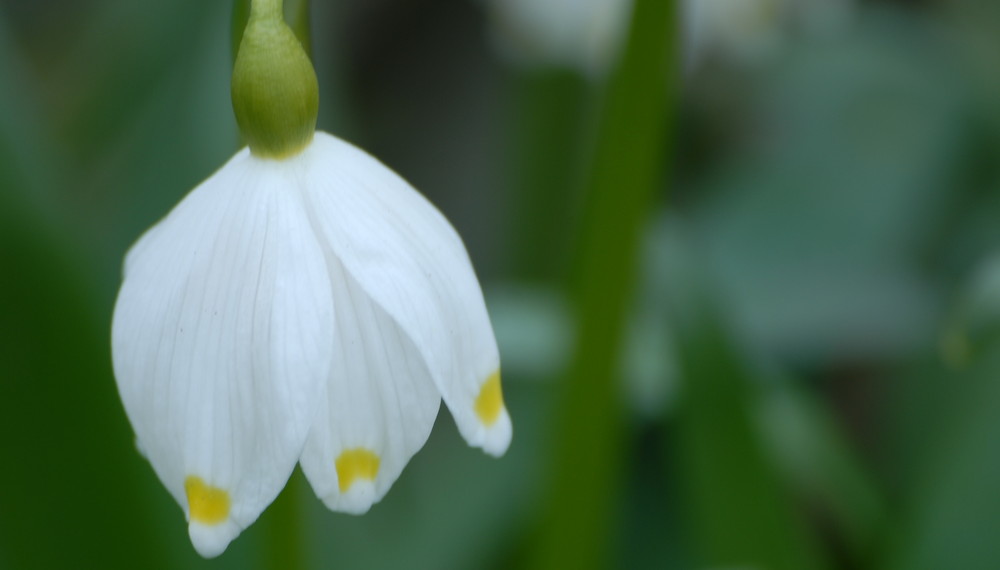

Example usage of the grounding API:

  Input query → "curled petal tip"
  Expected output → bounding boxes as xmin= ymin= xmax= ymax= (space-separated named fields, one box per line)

xmin=478 ymin=408 xmax=513 ymax=458
xmin=470 ymin=371 xmax=512 ymax=457
xmin=185 ymin=476 xmax=240 ymax=558
xmin=321 ymin=481 xmax=378 ymax=515
xmin=188 ymin=519 xmax=241 ymax=559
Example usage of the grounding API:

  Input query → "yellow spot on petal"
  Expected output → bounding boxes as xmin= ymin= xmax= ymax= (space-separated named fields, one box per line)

xmin=336 ymin=448 xmax=380 ymax=493
xmin=184 ymin=476 xmax=230 ymax=525
xmin=474 ymin=371 xmax=505 ymax=426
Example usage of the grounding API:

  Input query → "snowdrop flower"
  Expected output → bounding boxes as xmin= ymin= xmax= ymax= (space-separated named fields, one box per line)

xmin=111 ymin=0 xmax=510 ymax=558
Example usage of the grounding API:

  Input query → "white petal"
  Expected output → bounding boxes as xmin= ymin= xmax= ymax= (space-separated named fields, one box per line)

xmin=297 ymin=132 xmax=511 ymax=457
xmin=298 ymin=253 xmax=441 ymax=514
xmin=112 ymin=149 xmax=333 ymax=557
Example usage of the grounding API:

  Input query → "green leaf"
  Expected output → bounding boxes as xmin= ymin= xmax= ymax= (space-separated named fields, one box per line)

xmin=0 ymin=166 xmax=170 ymax=569
xmin=884 ymin=348 xmax=1000 ymax=570
xmin=665 ymin=234 xmax=829 ymax=570
xmin=757 ymin=380 xmax=886 ymax=562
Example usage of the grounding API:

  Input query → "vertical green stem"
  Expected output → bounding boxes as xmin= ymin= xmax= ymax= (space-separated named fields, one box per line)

xmin=250 ymin=0 xmax=283 ymax=20
xmin=534 ymin=1 xmax=678 ymax=568
xmin=261 ymin=470 xmax=308 ymax=570
xmin=505 ymin=70 xmax=589 ymax=284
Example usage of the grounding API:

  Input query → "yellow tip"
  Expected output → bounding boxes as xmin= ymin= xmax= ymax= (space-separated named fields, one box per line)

xmin=185 ymin=476 xmax=230 ymax=525
xmin=335 ymin=448 xmax=380 ymax=493
xmin=474 ymin=370 xmax=505 ymax=426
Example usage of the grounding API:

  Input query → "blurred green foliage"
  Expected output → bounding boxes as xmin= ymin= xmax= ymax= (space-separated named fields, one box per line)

xmin=3 ymin=0 xmax=1000 ymax=568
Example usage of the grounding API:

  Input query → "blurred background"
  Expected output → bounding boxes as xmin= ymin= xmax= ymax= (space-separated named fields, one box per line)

xmin=2 ymin=0 xmax=1000 ymax=568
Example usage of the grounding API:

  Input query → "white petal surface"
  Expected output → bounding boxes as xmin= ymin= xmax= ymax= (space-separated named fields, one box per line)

xmin=298 ymin=132 xmax=511 ymax=457
xmin=298 ymin=253 xmax=441 ymax=514
xmin=112 ymin=149 xmax=333 ymax=557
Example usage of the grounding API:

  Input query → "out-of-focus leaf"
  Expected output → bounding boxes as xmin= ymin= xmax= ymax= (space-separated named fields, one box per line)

xmin=690 ymin=6 xmax=967 ymax=360
xmin=888 ymin=252 xmax=1000 ymax=493
xmin=665 ymin=225 xmax=829 ymax=570
xmin=885 ymin=246 xmax=1000 ymax=569
xmin=621 ymin=309 xmax=677 ymax=420
xmin=0 ymin=138 xmax=171 ymax=569
xmin=87 ymin=1 xmax=238 ymax=301
xmin=643 ymin=214 xmax=884 ymax=563
xmin=940 ymin=252 xmax=1000 ymax=366
xmin=54 ymin=0 xmax=221 ymax=164
xmin=757 ymin=379 xmax=886 ymax=562
xmin=0 ymin=10 xmax=63 ymax=217
xmin=884 ymin=347 xmax=1000 ymax=570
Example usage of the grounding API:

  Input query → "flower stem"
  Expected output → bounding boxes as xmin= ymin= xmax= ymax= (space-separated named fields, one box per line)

xmin=249 ymin=0 xmax=283 ymax=20
xmin=262 ymin=470 xmax=308 ymax=570
xmin=533 ymin=0 xmax=678 ymax=568
xmin=505 ymin=70 xmax=589 ymax=284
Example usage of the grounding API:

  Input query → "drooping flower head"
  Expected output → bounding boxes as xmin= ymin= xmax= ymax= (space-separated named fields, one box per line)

xmin=111 ymin=0 xmax=510 ymax=558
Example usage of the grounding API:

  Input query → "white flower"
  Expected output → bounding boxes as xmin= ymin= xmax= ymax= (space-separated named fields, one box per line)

xmin=111 ymin=131 xmax=511 ymax=558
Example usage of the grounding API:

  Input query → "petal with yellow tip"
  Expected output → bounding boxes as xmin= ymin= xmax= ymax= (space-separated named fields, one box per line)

xmin=299 ymin=251 xmax=440 ymax=515
xmin=298 ymin=133 xmax=511 ymax=458
xmin=111 ymin=149 xmax=334 ymax=558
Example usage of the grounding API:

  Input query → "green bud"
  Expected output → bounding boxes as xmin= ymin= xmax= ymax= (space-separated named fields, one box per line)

xmin=231 ymin=0 xmax=318 ymax=159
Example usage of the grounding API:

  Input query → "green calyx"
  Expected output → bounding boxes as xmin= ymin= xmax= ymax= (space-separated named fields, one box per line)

xmin=232 ymin=0 xmax=318 ymax=159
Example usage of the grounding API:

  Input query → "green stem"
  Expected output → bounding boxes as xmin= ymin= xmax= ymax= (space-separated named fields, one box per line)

xmin=249 ymin=0 xmax=283 ymax=20
xmin=261 ymin=470 xmax=307 ymax=570
xmin=533 ymin=0 xmax=678 ymax=568
xmin=505 ymin=70 xmax=589 ymax=284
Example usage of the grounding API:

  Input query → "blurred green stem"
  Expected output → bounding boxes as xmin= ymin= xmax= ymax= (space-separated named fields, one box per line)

xmin=262 ymin=470 xmax=308 ymax=570
xmin=533 ymin=1 xmax=677 ymax=568
xmin=505 ymin=70 xmax=589 ymax=283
